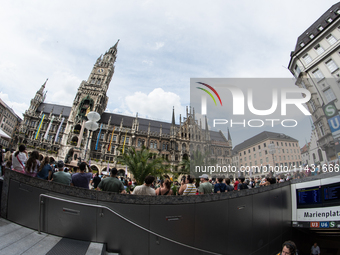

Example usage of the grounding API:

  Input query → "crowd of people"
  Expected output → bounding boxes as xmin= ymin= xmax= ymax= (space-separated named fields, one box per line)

xmin=0 ymin=144 xmax=334 ymax=196
xmin=0 ymin=145 xmax=325 ymax=254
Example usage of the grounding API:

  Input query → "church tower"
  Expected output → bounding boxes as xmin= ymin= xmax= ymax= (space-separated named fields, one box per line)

xmin=27 ymin=79 xmax=47 ymax=114
xmin=69 ymin=40 xmax=119 ymax=124
xmin=62 ymin=41 xmax=119 ymax=161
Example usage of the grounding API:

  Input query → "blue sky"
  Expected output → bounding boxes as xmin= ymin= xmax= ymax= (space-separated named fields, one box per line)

xmin=0 ymin=0 xmax=338 ymax=147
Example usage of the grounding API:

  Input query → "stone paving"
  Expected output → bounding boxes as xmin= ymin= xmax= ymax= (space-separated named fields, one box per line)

xmin=0 ymin=218 xmax=117 ymax=255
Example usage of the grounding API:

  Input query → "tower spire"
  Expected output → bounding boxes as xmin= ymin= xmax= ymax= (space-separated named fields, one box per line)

xmin=171 ymin=106 xmax=175 ymax=126
xmin=38 ymin=78 xmax=48 ymax=94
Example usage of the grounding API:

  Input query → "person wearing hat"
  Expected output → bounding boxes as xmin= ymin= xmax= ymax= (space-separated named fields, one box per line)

xmin=96 ymin=168 xmax=126 ymax=193
xmin=51 ymin=161 xmax=72 ymax=185
xmin=198 ymin=174 xmax=212 ymax=194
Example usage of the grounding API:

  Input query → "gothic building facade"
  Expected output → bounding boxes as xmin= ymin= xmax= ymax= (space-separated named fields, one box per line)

xmin=14 ymin=42 xmax=232 ymax=174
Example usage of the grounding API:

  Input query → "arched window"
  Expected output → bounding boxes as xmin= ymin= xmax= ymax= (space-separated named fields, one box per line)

xmin=318 ymin=149 xmax=323 ymax=162
xmin=182 ymin=143 xmax=186 ymax=152
xmin=96 ymin=79 xmax=101 ymax=85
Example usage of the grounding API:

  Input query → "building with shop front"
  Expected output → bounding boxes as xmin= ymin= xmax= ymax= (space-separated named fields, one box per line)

xmin=232 ymin=131 xmax=302 ymax=177
xmin=288 ymin=2 xmax=340 ymax=162
xmin=13 ymin=41 xmax=232 ymax=174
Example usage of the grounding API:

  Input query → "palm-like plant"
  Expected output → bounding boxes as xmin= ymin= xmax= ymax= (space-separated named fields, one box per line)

xmin=118 ymin=146 xmax=168 ymax=185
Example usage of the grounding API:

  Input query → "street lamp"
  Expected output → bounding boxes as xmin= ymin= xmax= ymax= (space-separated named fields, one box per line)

xmin=84 ymin=111 xmax=100 ymax=160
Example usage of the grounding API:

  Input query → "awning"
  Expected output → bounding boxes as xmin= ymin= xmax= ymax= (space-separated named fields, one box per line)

xmin=0 ymin=129 xmax=11 ymax=140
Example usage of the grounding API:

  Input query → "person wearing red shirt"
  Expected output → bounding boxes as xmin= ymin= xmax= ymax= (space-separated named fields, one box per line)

xmin=234 ymin=178 xmax=239 ymax=191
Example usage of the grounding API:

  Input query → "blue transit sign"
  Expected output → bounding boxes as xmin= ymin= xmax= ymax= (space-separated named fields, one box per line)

xmin=328 ymin=115 xmax=340 ymax=137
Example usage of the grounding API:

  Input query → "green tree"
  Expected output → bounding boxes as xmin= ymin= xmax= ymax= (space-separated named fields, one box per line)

xmin=118 ymin=146 xmax=168 ymax=185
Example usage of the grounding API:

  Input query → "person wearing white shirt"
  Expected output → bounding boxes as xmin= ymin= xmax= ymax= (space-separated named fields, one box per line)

xmin=12 ymin=145 xmax=28 ymax=173
xmin=311 ymin=242 xmax=320 ymax=255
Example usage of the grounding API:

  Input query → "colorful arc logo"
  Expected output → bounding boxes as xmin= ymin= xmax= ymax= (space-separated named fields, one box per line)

xmin=196 ymin=82 xmax=223 ymax=106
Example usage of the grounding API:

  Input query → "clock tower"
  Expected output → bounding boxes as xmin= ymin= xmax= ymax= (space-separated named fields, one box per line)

xmin=69 ymin=40 xmax=119 ymax=123
xmin=62 ymin=40 xmax=119 ymax=162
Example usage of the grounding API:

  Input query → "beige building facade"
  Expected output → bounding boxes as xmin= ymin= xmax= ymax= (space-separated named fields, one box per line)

xmin=233 ymin=131 xmax=302 ymax=177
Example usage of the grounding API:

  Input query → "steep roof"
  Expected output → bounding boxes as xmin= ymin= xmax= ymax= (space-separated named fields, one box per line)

xmin=300 ymin=143 xmax=310 ymax=154
xmin=233 ymin=131 xmax=298 ymax=153
xmin=291 ymin=2 xmax=340 ymax=55
xmin=37 ymin=103 xmax=72 ymax=117
xmin=36 ymin=103 xmax=227 ymax=142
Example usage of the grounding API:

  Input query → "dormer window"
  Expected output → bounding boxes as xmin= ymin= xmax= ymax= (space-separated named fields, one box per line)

xmin=318 ymin=26 xmax=324 ymax=31
xmin=337 ymin=9 xmax=340 ymax=15
xmin=309 ymin=34 xmax=314 ymax=39
xmin=300 ymin=42 xmax=305 ymax=47
xmin=327 ymin=17 xmax=333 ymax=23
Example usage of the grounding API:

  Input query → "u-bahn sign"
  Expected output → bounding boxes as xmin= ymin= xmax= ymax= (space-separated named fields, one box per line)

xmin=323 ymin=102 xmax=340 ymax=138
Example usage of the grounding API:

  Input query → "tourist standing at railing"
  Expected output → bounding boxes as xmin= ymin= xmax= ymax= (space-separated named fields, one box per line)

xmin=132 ymin=175 xmax=156 ymax=195
xmin=3 ymin=150 xmax=12 ymax=176
xmin=36 ymin=156 xmax=52 ymax=180
xmin=198 ymin=174 xmax=213 ymax=194
xmin=233 ymin=178 xmax=239 ymax=191
xmin=96 ymin=168 xmax=126 ymax=193
xmin=51 ymin=161 xmax=72 ymax=185
xmin=12 ymin=145 xmax=28 ymax=173
xmin=156 ymin=179 xmax=172 ymax=196
xmin=214 ymin=177 xmax=227 ymax=193
xmin=71 ymin=162 xmax=93 ymax=189
xmin=24 ymin=151 xmax=40 ymax=177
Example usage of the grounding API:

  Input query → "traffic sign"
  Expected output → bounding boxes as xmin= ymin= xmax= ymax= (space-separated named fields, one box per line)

xmin=328 ymin=115 xmax=340 ymax=137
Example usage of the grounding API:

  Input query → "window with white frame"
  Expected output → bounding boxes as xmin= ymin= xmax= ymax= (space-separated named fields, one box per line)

xmin=327 ymin=17 xmax=333 ymax=23
xmin=323 ymin=88 xmax=336 ymax=103
xmin=312 ymin=69 xmax=324 ymax=81
xmin=294 ymin=65 xmax=301 ymax=77
xmin=310 ymin=100 xmax=316 ymax=111
xmin=318 ymin=26 xmax=324 ymax=31
xmin=314 ymin=44 xmax=325 ymax=55
xmin=326 ymin=34 xmax=337 ymax=45
xmin=303 ymin=54 xmax=312 ymax=64
xmin=318 ymin=122 xmax=325 ymax=136
xmin=325 ymin=59 xmax=338 ymax=73
xmin=309 ymin=34 xmax=314 ymax=39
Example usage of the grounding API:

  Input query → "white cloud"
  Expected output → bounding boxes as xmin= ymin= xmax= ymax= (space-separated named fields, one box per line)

xmin=155 ymin=42 xmax=165 ymax=50
xmin=142 ymin=60 xmax=153 ymax=66
xmin=125 ymin=88 xmax=184 ymax=122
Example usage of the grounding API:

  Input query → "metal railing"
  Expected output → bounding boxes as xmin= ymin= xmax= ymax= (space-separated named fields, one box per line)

xmin=38 ymin=193 xmax=221 ymax=255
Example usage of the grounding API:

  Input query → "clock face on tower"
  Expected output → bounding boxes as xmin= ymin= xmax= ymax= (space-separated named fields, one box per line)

xmin=97 ymin=68 xmax=104 ymax=73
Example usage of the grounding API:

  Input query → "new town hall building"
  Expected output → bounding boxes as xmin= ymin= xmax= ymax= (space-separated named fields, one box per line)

xmin=13 ymin=41 xmax=232 ymax=174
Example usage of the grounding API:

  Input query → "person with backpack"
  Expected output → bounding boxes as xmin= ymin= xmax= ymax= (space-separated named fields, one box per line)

xmin=214 ymin=177 xmax=228 ymax=193
xmin=237 ymin=177 xmax=248 ymax=191
xmin=224 ymin=178 xmax=234 ymax=192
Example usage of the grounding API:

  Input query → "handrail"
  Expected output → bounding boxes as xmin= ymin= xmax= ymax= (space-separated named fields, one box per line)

xmin=38 ymin=194 xmax=221 ymax=255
